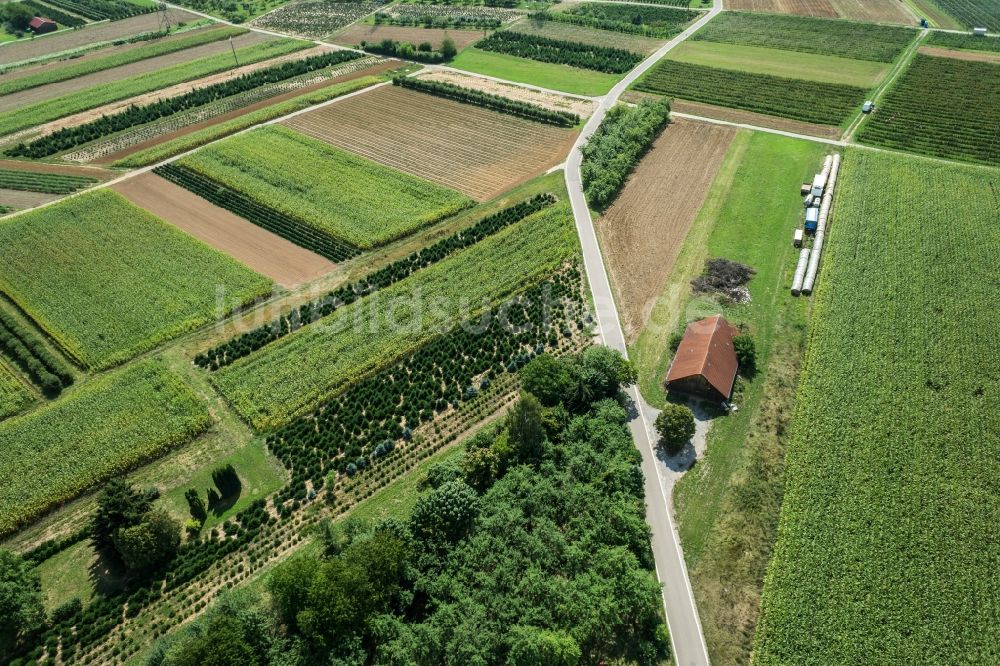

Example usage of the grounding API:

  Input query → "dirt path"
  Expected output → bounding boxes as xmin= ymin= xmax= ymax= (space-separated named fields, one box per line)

xmin=596 ymin=118 xmax=736 ymax=342
xmin=97 ymin=59 xmax=394 ymax=163
xmin=113 ymin=173 xmax=336 ymax=288
xmin=665 ymin=98 xmax=845 ymax=140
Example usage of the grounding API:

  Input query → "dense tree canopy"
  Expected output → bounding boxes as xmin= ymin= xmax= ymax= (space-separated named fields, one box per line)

xmin=0 ymin=550 xmax=44 ymax=661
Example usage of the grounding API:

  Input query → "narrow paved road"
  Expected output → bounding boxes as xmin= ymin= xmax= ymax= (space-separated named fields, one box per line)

xmin=564 ymin=2 xmax=722 ymax=664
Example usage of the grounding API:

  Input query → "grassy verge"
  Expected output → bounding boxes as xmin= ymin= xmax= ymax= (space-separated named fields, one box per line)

xmin=448 ymin=47 xmax=619 ymax=96
xmin=0 ymin=26 xmax=247 ymax=97
xmin=113 ymin=75 xmax=383 ymax=167
xmin=628 ymin=130 xmax=827 ymax=663
xmin=0 ymin=37 xmax=310 ymax=136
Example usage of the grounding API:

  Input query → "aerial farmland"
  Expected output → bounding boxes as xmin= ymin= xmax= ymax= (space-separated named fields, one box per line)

xmin=0 ymin=0 xmax=996 ymax=664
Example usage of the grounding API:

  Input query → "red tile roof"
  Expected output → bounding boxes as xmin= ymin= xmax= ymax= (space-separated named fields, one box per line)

xmin=666 ymin=315 xmax=739 ymax=399
xmin=29 ymin=17 xmax=57 ymax=29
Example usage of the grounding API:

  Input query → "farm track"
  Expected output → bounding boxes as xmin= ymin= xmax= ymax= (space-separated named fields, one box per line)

xmin=0 ymin=32 xmax=271 ymax=113
xmin=596 ymin=118 xmax=735 ymax=341
xmin=282 ymin=85 xmax=577 ymax=200
xmin=112 ymin=173 xmax=336 ymax=289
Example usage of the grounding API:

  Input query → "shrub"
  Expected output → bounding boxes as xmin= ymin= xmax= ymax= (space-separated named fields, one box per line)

xmin=654 ymin=404 xmax=695 ymax=454
xmin=733 ymin=333 xmax=757 ymax=374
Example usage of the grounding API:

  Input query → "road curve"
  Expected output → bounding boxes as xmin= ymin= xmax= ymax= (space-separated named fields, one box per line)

xmin=563 ymin=2 xmax=722 ymax=664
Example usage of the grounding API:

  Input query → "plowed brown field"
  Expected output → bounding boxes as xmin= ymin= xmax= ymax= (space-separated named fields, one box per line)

xmin=597 ymin=119 xmax=736 ymax=341
xmin=113 ymin=173 xmax=336 ymax=289
xmin=725 ymin=0 xmax=914 ymax=23
xmin=282 ymin=85 xmax=577 ymax=201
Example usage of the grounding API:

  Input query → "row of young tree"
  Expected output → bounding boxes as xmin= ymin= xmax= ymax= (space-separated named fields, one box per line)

xmin=6 ymin=49 xmax=365 ymax=158
xmin=0 ymin=308 xmax=73 ymax=398
xmin=360 ymin=37 xmax=457 ymax=63
xmin=581 ymin=98 xmax=670 ymax=210
xmin=475 ymin=30 xmax=643 ymax=74
xmin=146 ymin=348 xmax=670 ymax=665
xmin=393 ymin=76 xmax=579 ymax=127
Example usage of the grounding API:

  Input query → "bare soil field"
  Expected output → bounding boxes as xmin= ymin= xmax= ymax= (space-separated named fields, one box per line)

xmin=97 ymin=60 xmax=396 ymax=164
xmin=0 ymin=32 xmax=270 ymax=113
xmin=666 ymin=98 xmax=845 ymax=140
xmin=0 ymin=188 xmax=60 ymax=210
xmin=596 ymin=119 xmax=736 ymax=341
xmin=333 ymin=25 xmax=483 ymax=50
xmin=725 ymin=0 xmax=914 ymax=22
xmin=416 ymin=68 xmax=597 ymax=117
xmin=918 ymin=45 xmax=1000 ymax=62
xmin=0 ymin=8 xmax=199 ymax=67
xmin=0 ymin=45 xmax=332 ymax=146
xmin=282 ymin=85 xmax=577 ymax=201
xmin=113 ymin=173 xmax=336 ymax=289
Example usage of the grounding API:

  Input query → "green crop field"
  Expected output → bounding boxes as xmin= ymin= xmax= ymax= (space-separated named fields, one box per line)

xmin=0 ymin=360 xmax=210 ymax=536
xmin=212 ymin=202 xmax=579 ymax=429
xmin=178 ymin=126 xmax=472 ymax=250
xmin=558 ymin=2 xmax=699 ymax=38
xmin=449 ymin=48 xmax=621 ymax=96
xmin=0 ymin=26 xmax=247 ymax=97
xmin=693 ymin=11 xmax=917 ymax=62
xmin=0 ymin=190 xmax=272 ymax=370
xmin=0 ymin=37 xmax=309 ymax=136
xmin=0 ymin=168 xmax=97 ymax=194
xmin=0 ymin=360 xmax=32 ymax=419
xmin=857 ymin=55 xmax=1000 ymax=165
xmin=929 ymin=0 xmax=1000 ymax=30
xmin=667 ymin=42 xmax=890 ymax=87
xmin=753 ymin=149 xmax=1000 ymax=665
xmin=634 ymin=60 xmax=867 ymax=126
xmin=510 ymin=18 xmax=666 ymax=54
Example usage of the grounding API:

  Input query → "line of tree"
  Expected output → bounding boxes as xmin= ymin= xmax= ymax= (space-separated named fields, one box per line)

xmin=146 ymin=348 xmax=669 ymax=666
xmin=6 ymin=49 xmax=365 ymax=158
xmin=372 ymin=11 xmax=503 ymax=29
xmin=0 ymin=308 xmax=73 ymax=397
xmin=194 ymin=193 xmax=557 ymax=370
xmin=360 ymin=37 xmax=457 ymax=63
xmin=475 ymin=30 xmax=643 ymax=74
xmin=393 ymin=76 xmax=579 ymax=127
xmin=581 ymin=98 xmax=670 ymax=210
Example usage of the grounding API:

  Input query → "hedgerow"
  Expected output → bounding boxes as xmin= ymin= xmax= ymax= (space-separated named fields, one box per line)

xmin=692 ymin=11 xmax=916 ymax=63
xmin=0 ymin=308 xmax=74 ymax=397
xmin=581 ymin=98 xmax=670 ymax=210
xmin=6 ymin=49 xmax=364 ymax=158
xmin=394 ymin=76 xmax=578 ymax=126
xmin=634 ymin=60 xmax=866 ymax=126
xmin=475 ymin=30 xmax=643 ymax=73
xmin=361 ymin=37 xmax=455 ymax=63
xmin=195 ymin=193 xmax=557 ymax=370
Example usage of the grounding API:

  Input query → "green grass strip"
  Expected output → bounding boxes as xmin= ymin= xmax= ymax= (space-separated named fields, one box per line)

xmin=0 ymin=26 xmax=248 ymax=97
xmin=0 ymin=37 xmax=310 ymax=137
